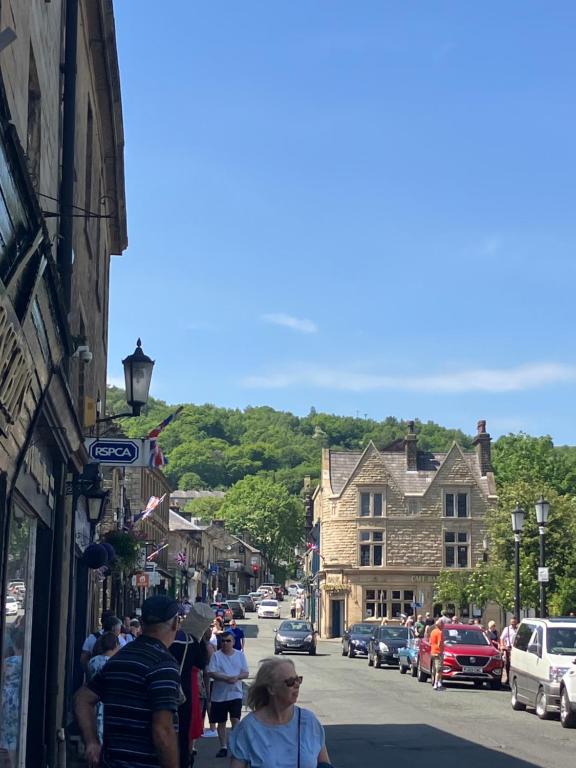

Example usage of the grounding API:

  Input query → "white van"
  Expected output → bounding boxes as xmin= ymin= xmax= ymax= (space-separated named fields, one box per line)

xmin=510 ymin=617 xmax=576 ymax=719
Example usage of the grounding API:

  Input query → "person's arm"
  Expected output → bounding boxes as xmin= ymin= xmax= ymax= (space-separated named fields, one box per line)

xmin=230 ymin=760 xmax=248 ymax=768
xmin=317 ymin=744 xmax=332 ymax=766
xmin=152 ymin=710 xmax=179 ymax=768
xmin=74 ymin=686 xmax=101 ymax=768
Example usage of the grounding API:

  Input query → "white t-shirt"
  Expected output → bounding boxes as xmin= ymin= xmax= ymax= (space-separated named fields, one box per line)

xmin=208 ymin=649 xmax=248 ymax=702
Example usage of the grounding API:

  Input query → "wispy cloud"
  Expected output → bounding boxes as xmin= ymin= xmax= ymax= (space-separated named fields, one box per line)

xmin=242 ymin=363 xmax=576 ymax=394
xmin=262 ymin=313 xmax=318 ymax=334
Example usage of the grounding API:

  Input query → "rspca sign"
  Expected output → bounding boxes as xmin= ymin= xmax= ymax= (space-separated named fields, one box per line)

xmin=84 ymin=438 xmax=152 ymax=467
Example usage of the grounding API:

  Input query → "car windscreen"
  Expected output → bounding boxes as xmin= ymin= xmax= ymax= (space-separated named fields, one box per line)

xmin=547 ymin=627 xmax=576 ymax=655
xmin=279 ymin=621 xmax=312 ymax=632
xmin=443 ymin=629 xmax=489 ymax=646
xmin=210 ymin=603 xmax=229 ymax=609
xmin=380 ymin=628 xmax=409 ymax=639
xmin=351 ymin=624 xmax=374 ymax=635
xmin=227 ymin=601 xmax=240 ymax=608
xmin=261 ymin=600 xmax=278 ymax=606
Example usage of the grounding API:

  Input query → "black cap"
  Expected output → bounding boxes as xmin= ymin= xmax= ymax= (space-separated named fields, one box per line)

xmin=141 ymin=596 xmax=180 ymax=625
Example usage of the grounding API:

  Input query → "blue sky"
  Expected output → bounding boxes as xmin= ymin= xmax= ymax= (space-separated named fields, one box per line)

xmin=109 ymin=1 xmax=576 ymax=444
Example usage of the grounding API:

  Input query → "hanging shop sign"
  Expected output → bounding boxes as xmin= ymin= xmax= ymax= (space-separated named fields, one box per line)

xmin=84 ymin=438 xmax=152 ymax=466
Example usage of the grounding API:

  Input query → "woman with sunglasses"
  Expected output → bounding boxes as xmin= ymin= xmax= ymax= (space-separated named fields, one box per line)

xmin=229 ymin=657 xmax=332 ymax=768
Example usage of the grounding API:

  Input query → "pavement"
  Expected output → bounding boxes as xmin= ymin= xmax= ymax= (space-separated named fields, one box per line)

xmin=194 ymin=605 xmax=576 ymax=767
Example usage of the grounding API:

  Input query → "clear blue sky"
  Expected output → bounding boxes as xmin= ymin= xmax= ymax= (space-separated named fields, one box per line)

xmin=109 ymin=1 xmax=576 ymax=444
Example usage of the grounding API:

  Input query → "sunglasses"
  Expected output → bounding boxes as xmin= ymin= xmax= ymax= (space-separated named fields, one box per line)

xmin=283 ymin=675 xmax=303 ymax=688
xmin=222 ymin=639 xmax=233 ymax=643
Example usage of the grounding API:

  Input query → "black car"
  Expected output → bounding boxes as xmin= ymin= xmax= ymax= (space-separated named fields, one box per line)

xmin=238 ymin=594 xmax=255 ymax=612
xmin=274 ymin=620 xmax=317 ymax=655
xmin=368 ymin=626 xmax=414 ymax=668
xmin=226 ymin=600 xmax=246 ymax=620
xmin=342 ymin=623 xmax=374 ymax=658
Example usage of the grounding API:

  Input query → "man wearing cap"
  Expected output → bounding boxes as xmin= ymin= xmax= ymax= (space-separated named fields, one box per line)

xmin=75 ymin=596 xmax=182 ymax=768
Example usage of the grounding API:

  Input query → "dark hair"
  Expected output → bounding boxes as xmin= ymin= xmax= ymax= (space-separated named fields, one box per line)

xmin=93 ymin=631 xmax=120 ymax=655
xmin=102 ymin=615 xmax=121 ymax=632
xmin=222 ymin=630 xmax=234 ymax=640
xmin=129 ymin=619 xmax=141 ymax=628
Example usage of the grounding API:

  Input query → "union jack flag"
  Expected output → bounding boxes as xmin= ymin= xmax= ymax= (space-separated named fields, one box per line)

xmin=175 ymin=551 xmax=187 ymax=567
xmin=147 ymin=541 xmax=168 ymax=561
xmin=133 ymin=494 xmax=166 ymax=524
xmin=148 ymin=407 xmax=184 ymax=468
xmin=306 ymin=542 xmax=318 ymax=551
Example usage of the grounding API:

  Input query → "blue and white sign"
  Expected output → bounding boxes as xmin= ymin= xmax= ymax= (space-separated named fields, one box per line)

xmin=84 ymin=438 xmax=152 ymax=467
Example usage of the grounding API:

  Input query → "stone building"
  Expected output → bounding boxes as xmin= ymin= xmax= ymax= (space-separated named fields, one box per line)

xmin=312 ymin=421 xmax=497 ymax=637
xmin=0 ymin=3 xmax=126 ymax=767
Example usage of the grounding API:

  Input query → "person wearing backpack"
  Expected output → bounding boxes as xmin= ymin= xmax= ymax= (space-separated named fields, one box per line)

xmin=80 ymin=613 xmax=125 ymax=671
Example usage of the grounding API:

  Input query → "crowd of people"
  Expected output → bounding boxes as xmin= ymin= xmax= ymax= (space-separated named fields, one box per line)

xmin=74 ymin=595 xmax=333 ymax=768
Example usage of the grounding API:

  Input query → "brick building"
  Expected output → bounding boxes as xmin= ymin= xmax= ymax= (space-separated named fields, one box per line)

xmin=312 ymin=421 xmax=497 ymax=637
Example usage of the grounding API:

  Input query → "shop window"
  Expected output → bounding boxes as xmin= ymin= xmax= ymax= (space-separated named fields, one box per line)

xmin=0 ymin=505 xmax=37 ymax=768
xmin=364 ymin=588 xmax=387 ymax=619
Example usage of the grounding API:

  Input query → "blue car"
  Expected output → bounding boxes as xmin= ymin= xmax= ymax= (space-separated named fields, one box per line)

xmin=341 ymin=623 xmax=374 ymax=658
xmin=398 ymin=634 xmax=420 ymax=677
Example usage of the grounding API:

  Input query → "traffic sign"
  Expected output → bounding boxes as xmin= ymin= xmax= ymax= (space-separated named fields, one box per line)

xmin=84 ymin=438 xmax=152 ymax=466
xmin=538 ymin=567 xmax=549 ymax=583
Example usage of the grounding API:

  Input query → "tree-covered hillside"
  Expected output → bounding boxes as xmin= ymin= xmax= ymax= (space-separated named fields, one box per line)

xmin=105 ymin=386 xmax=473 ymax=493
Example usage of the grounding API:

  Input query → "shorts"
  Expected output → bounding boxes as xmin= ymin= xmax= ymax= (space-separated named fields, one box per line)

xmin=432 ymin=654 xmax=443 ymax=677
xmin=210 ymin=698 xmax=243 ymax=723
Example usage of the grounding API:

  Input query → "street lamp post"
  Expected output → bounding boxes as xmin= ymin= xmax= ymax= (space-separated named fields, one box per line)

xmin=511 ymin=504 xmax=525 ymax=621
xmin=535 ymin=496 xmax=550 ymax=618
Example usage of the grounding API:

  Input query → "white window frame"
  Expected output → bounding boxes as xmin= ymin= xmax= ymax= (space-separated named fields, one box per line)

xmin=443 ymin=488 xmax=470 ymax=519
xmin=358 ymin=487 xmax=386 ymax=518
xmin=358 ymin=530 xmax=384 ymax=567
xmin=443 ymin=529 xmax=470 ymax=568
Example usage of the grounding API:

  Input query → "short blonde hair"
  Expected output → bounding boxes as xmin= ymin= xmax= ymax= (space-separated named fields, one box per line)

xmin=246 ymin=657 xmax=295 ymax=711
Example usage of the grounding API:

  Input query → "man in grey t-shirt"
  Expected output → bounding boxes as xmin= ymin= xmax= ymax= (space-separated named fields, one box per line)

xmin=207 ymin=631 xmax=249 ymax=758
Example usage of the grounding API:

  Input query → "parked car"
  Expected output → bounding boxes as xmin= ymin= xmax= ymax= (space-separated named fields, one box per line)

xmin=226 ymin=600 xmax=246 ymax=620
xmin=210 ymin=602 xmax=233 ymax=623
xmin=287 ymin=584 xmax=304 ymax=597
xmin=238 ymin=595 xmax=256 ymax=612
xmin=274 ymin=620 xmax=317 ymax=655
xmin=342 ymin=623 xmax=373 ymax=658
xmin=5 ymin=596 xmax=18 ymax=616
xmin=249 ymin=591 xmax=264 ymax=607
xmin=368 ymin=626 xmax=413 ymax=668
xmin=510 ymin=617 xmax=576 ymax=719
xmin=258 ymin=599 xmax=281 ymax=619
xmin=418 ymin=624 xmax=503 ymax=688
xmin=398 ymin=634 xmax=421 ymax=677
xmin=560 ymin=662 xmax=576 ymax=728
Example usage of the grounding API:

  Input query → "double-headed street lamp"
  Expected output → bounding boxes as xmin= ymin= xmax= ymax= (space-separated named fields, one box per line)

xmin=535 ymin=496 xmax=550 ymax=618
xmin=511 ymin=504 xmax=525 ymax=621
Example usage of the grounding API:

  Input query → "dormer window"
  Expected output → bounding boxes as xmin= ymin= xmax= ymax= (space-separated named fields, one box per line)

xmin=359 ymin=489 xmax=385 ymax=517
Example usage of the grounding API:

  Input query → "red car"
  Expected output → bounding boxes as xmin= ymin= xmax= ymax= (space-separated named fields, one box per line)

xmin=417 ymin=624 xmax=503 ymax=689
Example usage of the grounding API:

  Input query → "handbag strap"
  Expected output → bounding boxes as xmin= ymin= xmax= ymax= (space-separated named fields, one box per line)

xmin=297 ymin=706 xmax=301 ymax=768
xmin=179 ymin=634 xmax=190 ymax=674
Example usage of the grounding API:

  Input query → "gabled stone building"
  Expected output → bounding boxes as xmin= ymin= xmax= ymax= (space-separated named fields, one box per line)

xmin=312 ymin=421 xmax=497 ymax=637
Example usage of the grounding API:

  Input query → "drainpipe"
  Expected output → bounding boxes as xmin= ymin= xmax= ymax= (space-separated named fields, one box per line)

xmin=57 ymin=0 xmax=79 ymax=315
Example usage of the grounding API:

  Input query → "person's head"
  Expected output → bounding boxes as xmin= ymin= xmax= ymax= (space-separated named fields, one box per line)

xmin=93 ymin=631 xmax=121 ymax=657
xmin=122 ymin=616 xmax=131 ymax=628
xmin=129 ymin=619 xmax=142 ymax=637
xmin=488 ymin=621 xmax=496 ymax=630
xmin=510 ymin=617 xmax=518 ymax=628
xmin=214 ymin=617 xmax=224 ymax=630
xmin=425 ymin=612 xmax=431 ymax=619
xmin=140 ymin=596 xmax=181 ymax=647
xmin=417 ymin=615 xmax=423 ymax=622
xmin=220 ymin=631 xmax=235 ymax=654
xmin=102 ymin=615 xmax=122 ymax=635
xmin=435 ymin=618 xmax=444 ymax=629
xmin=247 ymin=657 xmax=302 ymax=711
xmin=230 ymin=619 xmax=237 ymax=629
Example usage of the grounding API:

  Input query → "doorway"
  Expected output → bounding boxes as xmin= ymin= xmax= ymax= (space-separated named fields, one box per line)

xmin=331 ymin=599 xmax=344 ymax=637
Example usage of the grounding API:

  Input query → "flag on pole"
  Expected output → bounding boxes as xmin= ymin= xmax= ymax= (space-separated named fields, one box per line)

xmin=148 ymin=407 xmax=184 ymax=468
xmin=133 ymin=494 xmax=166 ymax=524
xmin=175 ymin=551 xmax=187 ymax=567
xmin=306 ymin=542 xmax=318 ymax=552
xmin=147 ymin=542 xmax=168 ymax=561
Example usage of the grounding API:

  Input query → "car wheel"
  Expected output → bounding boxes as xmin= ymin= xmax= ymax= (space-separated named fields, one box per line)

xmin=560 ymin=688 xmax=576 ymax=728
xmin=399 ymin=664 xmax=408 ymax=675
xmin=368 ymin=652 xmax=374 ymax=667
xmin=511 ymin=679 xmax=526 ymax=711
xmin=411 ymin=662 xmax=418 ymax=678
xmin=348 ymin=646 xmax=355 ymax=658
xmin=417 ymin=661 xmax=428 ymax=683
xmin=536 ymin=688 xmax=551 ymax=720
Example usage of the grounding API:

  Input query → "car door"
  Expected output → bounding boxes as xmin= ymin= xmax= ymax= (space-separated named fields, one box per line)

xmin=525 ymin=626 xmax=544 ymax=705
xmin=419 ymin=633 xmax=431 ymax=672
xmin=512 ymin=622 xmax=537 ymax=701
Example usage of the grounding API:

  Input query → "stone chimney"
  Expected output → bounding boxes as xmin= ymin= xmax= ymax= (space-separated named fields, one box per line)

xmin=473 ymin=420 xmax=492 ymax=476
xmin=405 ymin=420 xmax=418 ymax=471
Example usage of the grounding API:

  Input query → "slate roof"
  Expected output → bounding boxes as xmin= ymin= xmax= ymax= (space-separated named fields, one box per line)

xmin=328 ymin=446 xmax=490 ymax=496
xmin=169 ymin=509 xmax=206 ymax=531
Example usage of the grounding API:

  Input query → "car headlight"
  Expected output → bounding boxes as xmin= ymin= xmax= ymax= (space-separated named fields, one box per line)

xmin=304 ymin=634 xmax=313 ymax=642
xmin=379 ymin=642 xmax=389 ymax=652
xmin=276 ymin=635 xmax=287 ymax=642
xmin=549 ymin=666 xmax=570 ymax=683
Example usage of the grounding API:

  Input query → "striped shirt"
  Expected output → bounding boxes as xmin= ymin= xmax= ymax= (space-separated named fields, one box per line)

xmin=87 ymin=635 xmax=180 ymax=768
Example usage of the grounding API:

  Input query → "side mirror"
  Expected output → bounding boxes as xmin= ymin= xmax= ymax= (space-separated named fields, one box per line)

xmin=273 ymin=627 xmax=277 ymax=633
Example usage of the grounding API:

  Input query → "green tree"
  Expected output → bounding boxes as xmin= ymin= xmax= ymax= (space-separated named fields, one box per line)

xmin=183 ymin=496 xmax=225 ymax=521
xmin=219 ymin=476 xmax=304 ymax=568
xmin=433 ymin=571 xmax=470 ymax=614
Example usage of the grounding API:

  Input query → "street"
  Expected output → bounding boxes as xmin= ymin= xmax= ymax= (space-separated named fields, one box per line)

xmin=196 ymin=607 xmax=576 ymax=768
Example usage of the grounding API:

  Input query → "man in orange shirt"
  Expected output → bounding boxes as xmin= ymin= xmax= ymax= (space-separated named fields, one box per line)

xmin=429 ymin=618 xmax=445 ymax=690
